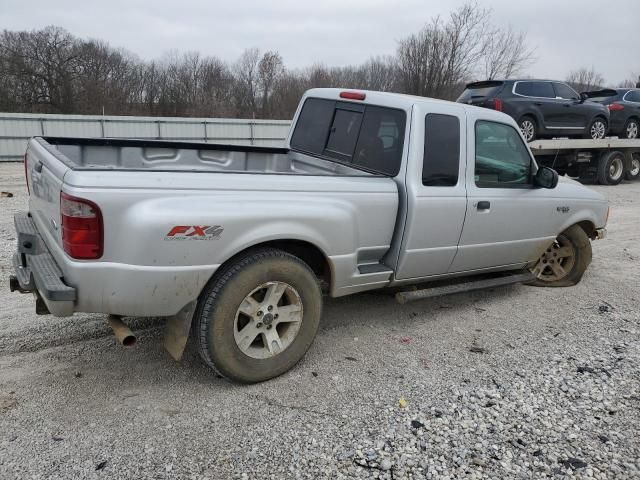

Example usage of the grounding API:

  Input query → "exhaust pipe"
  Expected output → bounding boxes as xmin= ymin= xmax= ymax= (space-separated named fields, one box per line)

xmin=107 ymin=315 xmax=136 ymax=347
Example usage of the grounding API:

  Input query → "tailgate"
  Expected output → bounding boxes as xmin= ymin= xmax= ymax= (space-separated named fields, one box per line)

xmin=25 ymin=138 xmax=71 ymax=249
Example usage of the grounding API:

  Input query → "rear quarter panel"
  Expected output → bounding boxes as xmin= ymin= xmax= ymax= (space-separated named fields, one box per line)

xmin=57 ymin=170 xmax=399 ymax=316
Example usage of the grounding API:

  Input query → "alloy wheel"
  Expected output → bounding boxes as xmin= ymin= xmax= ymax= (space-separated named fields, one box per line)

xmin=530 ymin=236 xmax=576 ymax=282
xmin=590 ymin=120 xmax=606 ymax=139
xmin=233 ymin=281 xmax=303 ymax=359
xmin=520 ymin=120 xmax=535 ymax=142
xmin=626 ymin=121 xmax=639 ymax=139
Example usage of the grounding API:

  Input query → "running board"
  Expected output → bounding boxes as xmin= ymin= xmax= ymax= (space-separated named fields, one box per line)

xmin=395 ymin=271 xmax=535 ymax=304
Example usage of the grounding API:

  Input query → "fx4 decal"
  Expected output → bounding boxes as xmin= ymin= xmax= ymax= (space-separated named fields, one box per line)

xmin=165 ymin=225 xmax=224 ymax=241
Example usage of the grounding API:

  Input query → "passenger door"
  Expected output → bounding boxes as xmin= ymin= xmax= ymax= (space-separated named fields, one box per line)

xmin=512 ymin=81 xmax=558 ymax=127
xmin=395 ymin=105 xmax=468 ymax=280
xmin=553 ymin=82 xmax=588 ymax=129
xmin=449 ymin=118 xmax=556 ymax=273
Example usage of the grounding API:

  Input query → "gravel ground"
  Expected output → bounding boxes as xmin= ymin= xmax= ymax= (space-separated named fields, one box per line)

xmin=0 ymin=162 xmax=638 ymax=479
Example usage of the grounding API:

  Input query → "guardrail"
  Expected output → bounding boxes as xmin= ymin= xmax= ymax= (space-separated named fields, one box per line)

xmin=0 ymin=113 xmax=292 ymax=161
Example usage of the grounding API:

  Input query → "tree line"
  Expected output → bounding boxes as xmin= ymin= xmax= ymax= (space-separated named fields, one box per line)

xmin=0 ymin=3 xmax=636 ymax=120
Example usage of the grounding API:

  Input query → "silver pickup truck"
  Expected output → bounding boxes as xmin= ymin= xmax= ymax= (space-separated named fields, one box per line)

xmin=10 ymin=88 xmax=608 ymax=382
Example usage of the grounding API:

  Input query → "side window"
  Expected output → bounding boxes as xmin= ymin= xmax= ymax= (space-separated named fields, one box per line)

xmin=515 ymin=81 xmax=555 ymax=98
xmin=475 ymin=121 xmax=533 ymax=188
xmin=628 ymin=91 xmax=640 ymax=103
xmin=553 ymin=83 xmax=580 ymax=100
xmin=422 ymin=114 xmax=460 ymax=186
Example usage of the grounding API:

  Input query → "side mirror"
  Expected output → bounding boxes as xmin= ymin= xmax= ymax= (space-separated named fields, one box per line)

xmin=534 ymin=166 xmax=559 ymax=189
xmin=579 ymin=92 xmax=588 ymax=103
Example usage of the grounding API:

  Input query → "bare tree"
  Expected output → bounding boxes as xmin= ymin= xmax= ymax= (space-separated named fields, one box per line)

xmin=257 ymin=51 xmax=284 ymax=116
xmin=233 ymin=48 xmax=261 ymax=117
xmin=566 ymin=67 xmax=605 ymax=92
xmin=482 ymin=27 xmax=535 ymax=79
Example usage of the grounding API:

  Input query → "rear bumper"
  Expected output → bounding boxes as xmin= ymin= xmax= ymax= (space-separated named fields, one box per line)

xmin=10 ymin=212 xmax=76 ymax=316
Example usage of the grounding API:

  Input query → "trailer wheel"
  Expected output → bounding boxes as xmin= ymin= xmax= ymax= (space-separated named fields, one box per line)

xmin=625 ymin=153 xmax=640 ymax=181
xmin=194 ymin=248 xmax=322 ymax=383
xmin=586 ymin=117 xmax=608 ymax=140
xmin=527 ymin=225 xmax=592 ymax=287
xmin=597 ymin=151 xmax=625 ymax=185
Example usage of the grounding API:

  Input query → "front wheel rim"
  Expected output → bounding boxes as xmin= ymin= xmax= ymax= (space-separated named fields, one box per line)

xmin=530 ymin=236 xmax=576 ymax=282
xmin=233 ymin=281 xmax=303 ymax=359
xmin=590 ymin=121 xmax=606 ymax=139
xmin=626 ymin=121 xmax=639 ymax=139
xmin=520 ymin=120 xmax=535 ymax=141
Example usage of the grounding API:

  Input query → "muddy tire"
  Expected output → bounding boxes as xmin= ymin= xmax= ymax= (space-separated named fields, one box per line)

xmin=194 ymin=248 xmax=322 ymax=383
xmin=527 ymin=225 xmax=592 ymax=287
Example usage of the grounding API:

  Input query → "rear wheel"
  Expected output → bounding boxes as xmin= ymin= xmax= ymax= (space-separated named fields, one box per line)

xmin=623 ymin=118 xmax=639 ymax=139
xmin=194 ymin=248 xmax=322 ymax=383
xmin=625 ymin=153 xmax=640 ymax=181
xmin=597 ymin=151 xmax=625 ymax=185
xmin=586 ymin=117 xmax=607 ymax=139
xmin=519 ymin=116 xmax=537 ymax=142
xmin=527 ymin=225 xmax=592 ymax=287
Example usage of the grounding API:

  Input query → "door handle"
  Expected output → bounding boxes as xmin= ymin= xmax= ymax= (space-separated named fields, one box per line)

xmin=534 ymin=102 xmax=543 ymax=106
xmin=476 ymin=201 xmax=490 ymax=210
xmin=563 ymin=104 xmax=571 ymax=108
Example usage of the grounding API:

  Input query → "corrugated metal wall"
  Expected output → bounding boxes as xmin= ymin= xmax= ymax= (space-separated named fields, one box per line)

xmin=0 ymin=113 xmax=292 ymax=161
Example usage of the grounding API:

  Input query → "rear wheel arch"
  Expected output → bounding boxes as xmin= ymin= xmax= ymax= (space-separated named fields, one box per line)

xmin=207 ymin=239 xmax=333 ymax=295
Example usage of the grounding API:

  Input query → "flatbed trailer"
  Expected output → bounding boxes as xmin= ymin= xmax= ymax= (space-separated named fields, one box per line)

xmin=529 ymin=138 xmax=640 ymax=185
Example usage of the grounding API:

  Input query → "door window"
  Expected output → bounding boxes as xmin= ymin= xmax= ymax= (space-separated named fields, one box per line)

xmin=553 ymin=83 xmax=580 ymax=100
xmin=475 ymin=121 xmax=533 ymax=188
xmin=422 ymin=114 xmax=460 ymax=186
xmin=514 ymin=81 xmax=555 ymax=98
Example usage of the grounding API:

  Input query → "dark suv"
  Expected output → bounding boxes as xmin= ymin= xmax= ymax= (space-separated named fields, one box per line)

xmin=588 ymin=88 xmax=640 ymax=139
xmin=456 ymin=80 xmax=610 ymax=142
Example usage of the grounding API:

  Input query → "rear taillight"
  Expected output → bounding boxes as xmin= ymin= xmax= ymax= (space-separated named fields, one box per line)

xmin=24 ymin=153 xmax=30 ymax=195
xmin=60 ymin=192 xmax=103 ymax=259
xmin=488 ymin=98 xmax=503 ymax=111
xmin=608 ymin=103 xmax=624 ymax=111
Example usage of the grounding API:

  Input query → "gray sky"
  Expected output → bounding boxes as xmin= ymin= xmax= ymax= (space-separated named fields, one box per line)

xmin=2 ymin=0 xmax=638 ymax=84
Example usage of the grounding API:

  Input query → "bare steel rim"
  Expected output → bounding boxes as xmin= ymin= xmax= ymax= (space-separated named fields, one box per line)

xmin=530 ymin=235 xmax=576 ymax=282
xmin=590 ymin=120 xmax=607 ymax=139
xmin=233 ymin=281 xmax=303 ymax=359
xmin=630 ymin=155 xmax=640 ymax=177
xmin=520 ymin=119 xmax=535 ymax=141
xmin=608 ymin=155 xmax=625 ymax=182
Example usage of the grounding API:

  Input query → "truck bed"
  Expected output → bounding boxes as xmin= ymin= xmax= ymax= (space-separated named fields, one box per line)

xmin=40 ymin=137 xmax=372 ymax=176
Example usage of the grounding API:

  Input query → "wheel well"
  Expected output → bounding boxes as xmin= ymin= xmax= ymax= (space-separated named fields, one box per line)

xmin=594 ymin=115 xmax=608 ymax=124
xmin=576 ymin=220 xmax=596 ymax=239
xmin=224 ymin=240 xmax=332 ymax=291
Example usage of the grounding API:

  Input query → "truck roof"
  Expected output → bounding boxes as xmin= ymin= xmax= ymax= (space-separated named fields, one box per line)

xmin=303 ymin=88 xmax=515 ymax=124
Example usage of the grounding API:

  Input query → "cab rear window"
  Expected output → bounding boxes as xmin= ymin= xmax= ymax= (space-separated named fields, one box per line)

xmin=290 ymin=98 xmax=406 ymax=176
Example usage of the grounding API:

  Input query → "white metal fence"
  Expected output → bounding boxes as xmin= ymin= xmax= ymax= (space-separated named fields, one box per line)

xmin=0 ymin=113 xmax=292 ymax=161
